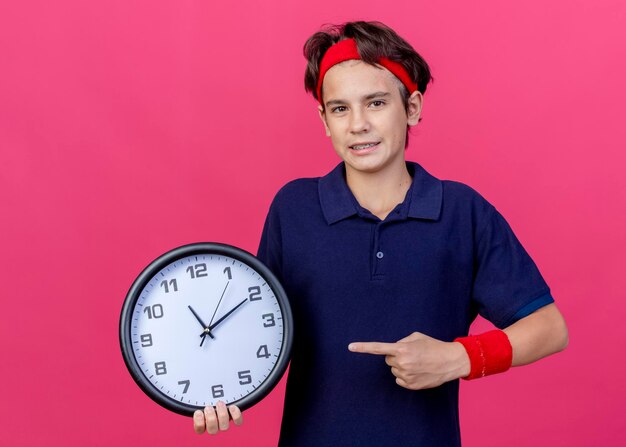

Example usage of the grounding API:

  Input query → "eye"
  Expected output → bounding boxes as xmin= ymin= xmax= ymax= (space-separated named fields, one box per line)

xmin=331 ymin=106 xmax=348 ymax=113
xmin=370 ymin=100 xmax=385 ymax=108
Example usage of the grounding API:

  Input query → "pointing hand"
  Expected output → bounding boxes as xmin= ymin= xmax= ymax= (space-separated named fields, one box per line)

xmin=348 ymin=331 xmax=470 ymax=390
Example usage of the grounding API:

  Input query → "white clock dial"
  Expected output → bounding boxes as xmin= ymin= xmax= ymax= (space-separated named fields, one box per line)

xmin=120 ymin=244 xmax=292 ymax=414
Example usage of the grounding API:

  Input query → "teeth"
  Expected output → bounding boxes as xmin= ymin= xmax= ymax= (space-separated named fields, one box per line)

xmin=352 ymin=143 xmax=377 ymax=150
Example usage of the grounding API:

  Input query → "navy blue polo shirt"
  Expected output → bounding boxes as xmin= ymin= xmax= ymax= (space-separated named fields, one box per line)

xmin=257 ymin=161 xmax=554 ymax=447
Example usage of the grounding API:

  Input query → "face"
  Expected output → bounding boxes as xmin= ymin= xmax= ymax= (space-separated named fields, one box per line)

xmin=318 ymin=60 xmax=422 ymax=176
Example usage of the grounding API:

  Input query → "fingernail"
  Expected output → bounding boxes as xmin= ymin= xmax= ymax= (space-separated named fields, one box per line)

xmin=348 ymin=343 xmax=355 ymax=351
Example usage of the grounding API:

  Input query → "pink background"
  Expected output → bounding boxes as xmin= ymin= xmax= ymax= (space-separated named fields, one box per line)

xmin=1 ymin=0 xmax=625 ymax=445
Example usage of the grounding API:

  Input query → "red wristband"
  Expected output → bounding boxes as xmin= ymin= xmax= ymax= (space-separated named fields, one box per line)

xmin=454 ymin=330 xmax=513 ymax=380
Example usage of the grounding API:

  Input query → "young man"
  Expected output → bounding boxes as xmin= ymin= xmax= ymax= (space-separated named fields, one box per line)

xmin=193 ymin=21 xmax=568 ymax=445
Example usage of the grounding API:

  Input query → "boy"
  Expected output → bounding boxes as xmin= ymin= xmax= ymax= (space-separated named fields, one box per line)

xmin=193 ymin=21 xmax=568 ymax=446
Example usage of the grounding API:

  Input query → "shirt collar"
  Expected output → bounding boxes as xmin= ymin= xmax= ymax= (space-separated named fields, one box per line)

xmin=318 ymin=161 xmax=443 ymax=225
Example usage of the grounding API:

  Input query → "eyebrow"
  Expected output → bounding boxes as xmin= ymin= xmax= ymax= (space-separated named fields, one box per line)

xmin=325 ymin=91 xmax=391 ymax=108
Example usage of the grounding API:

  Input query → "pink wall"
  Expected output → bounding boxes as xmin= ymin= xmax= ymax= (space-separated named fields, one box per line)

xmin=1 ymin=0 xmax=624 ymax=445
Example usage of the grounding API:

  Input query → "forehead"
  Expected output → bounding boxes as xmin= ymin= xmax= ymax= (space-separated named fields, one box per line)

xmin=322 ymin=60 xmax=401 ymax=102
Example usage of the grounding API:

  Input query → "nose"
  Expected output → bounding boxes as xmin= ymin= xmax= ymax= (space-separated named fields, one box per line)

xmin=349 ymin=107 xmax=370 ymax=134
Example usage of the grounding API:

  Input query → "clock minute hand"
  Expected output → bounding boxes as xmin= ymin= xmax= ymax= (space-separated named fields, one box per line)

xmin=198 ymin=298 xmax=248 ymax=338
xmin=209 ymin=298 xmax=248 ymax=330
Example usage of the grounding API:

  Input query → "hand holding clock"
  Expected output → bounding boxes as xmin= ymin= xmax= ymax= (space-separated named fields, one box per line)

xmin=193 ymin=401 xmax=243 ymax=434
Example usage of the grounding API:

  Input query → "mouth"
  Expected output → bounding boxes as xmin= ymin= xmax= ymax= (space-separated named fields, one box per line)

xmin=349 ymin=142 xmax=380 ymax=151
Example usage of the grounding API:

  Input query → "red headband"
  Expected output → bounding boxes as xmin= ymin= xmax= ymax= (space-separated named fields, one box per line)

xmin=316 ymin=38 xmax=418 ymax=103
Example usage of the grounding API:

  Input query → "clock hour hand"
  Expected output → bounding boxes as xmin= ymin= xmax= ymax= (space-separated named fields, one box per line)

xmin=188 ymin=305 xmax=215 ymax=340
xmin=199 ymin=298 xmax=248 ymax=338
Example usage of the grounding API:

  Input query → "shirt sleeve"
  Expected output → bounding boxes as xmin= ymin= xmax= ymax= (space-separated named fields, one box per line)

xmin=471 ymin=205 xmax=554 ymax=328
xmin=256 ymin=195 xmax=284 ymax=284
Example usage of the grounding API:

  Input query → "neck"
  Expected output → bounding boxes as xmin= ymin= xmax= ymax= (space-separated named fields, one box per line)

xmin=345 ymin=160 xmax=412 ymax=220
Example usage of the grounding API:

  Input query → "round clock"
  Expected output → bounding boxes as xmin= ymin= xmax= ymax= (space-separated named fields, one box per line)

xmin=119 ymin=242 xmax=293 ymax=416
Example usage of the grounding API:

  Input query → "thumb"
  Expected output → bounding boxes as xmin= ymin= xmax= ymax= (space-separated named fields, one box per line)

xmin=397 ymin=331 xmax=428 ymax=343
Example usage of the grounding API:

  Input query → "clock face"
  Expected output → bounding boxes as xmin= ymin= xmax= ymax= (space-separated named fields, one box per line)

xmin=119 ymin=243 xmax=293 ymax=416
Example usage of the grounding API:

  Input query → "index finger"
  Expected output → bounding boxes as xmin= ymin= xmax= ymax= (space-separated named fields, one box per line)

xmin=349 ymin=342 xmax=398 ymax=355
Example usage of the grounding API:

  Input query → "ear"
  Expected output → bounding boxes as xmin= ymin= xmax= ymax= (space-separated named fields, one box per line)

xmin=318 ymin=104 xmax=331 ymax=137
xmin=406 ymin=91 xmax=423 ymax=127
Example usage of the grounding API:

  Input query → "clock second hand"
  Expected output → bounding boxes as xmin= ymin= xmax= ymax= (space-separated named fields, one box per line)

xmin=199 ymin=280 xmax=230 ymax=346
xmin=207 ymin=280 xmax=230 ymax=330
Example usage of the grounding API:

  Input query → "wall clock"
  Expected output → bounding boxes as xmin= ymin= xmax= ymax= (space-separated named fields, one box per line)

xmin=119 ymin=242 xmax=293 ymax=416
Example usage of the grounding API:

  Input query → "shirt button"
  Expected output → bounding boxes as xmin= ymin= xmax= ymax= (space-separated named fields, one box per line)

xmin=376 ymin=251 xmax=384 ymax=259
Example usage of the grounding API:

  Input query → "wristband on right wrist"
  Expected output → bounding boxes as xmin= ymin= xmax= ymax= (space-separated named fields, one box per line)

xmin=454 ymin=329 xmax=513 ymax=380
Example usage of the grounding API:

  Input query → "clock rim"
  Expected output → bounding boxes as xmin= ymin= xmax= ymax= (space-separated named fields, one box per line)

xmin=119 ymin=242 xmax=294 ymax=417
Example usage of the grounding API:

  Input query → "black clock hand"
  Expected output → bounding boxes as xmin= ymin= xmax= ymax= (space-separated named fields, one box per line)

xmin=208 ymin=280 xmax=230 ymax=327
xmin=210 ymin=297 xmax=248 ymax=330
xmin=200 ymin=332 xmax=208 ymax=347
xmin=188 ymin=305 xmax=215 ymax=340
xmin=199 ymin=298 xmax=248 ymax=338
